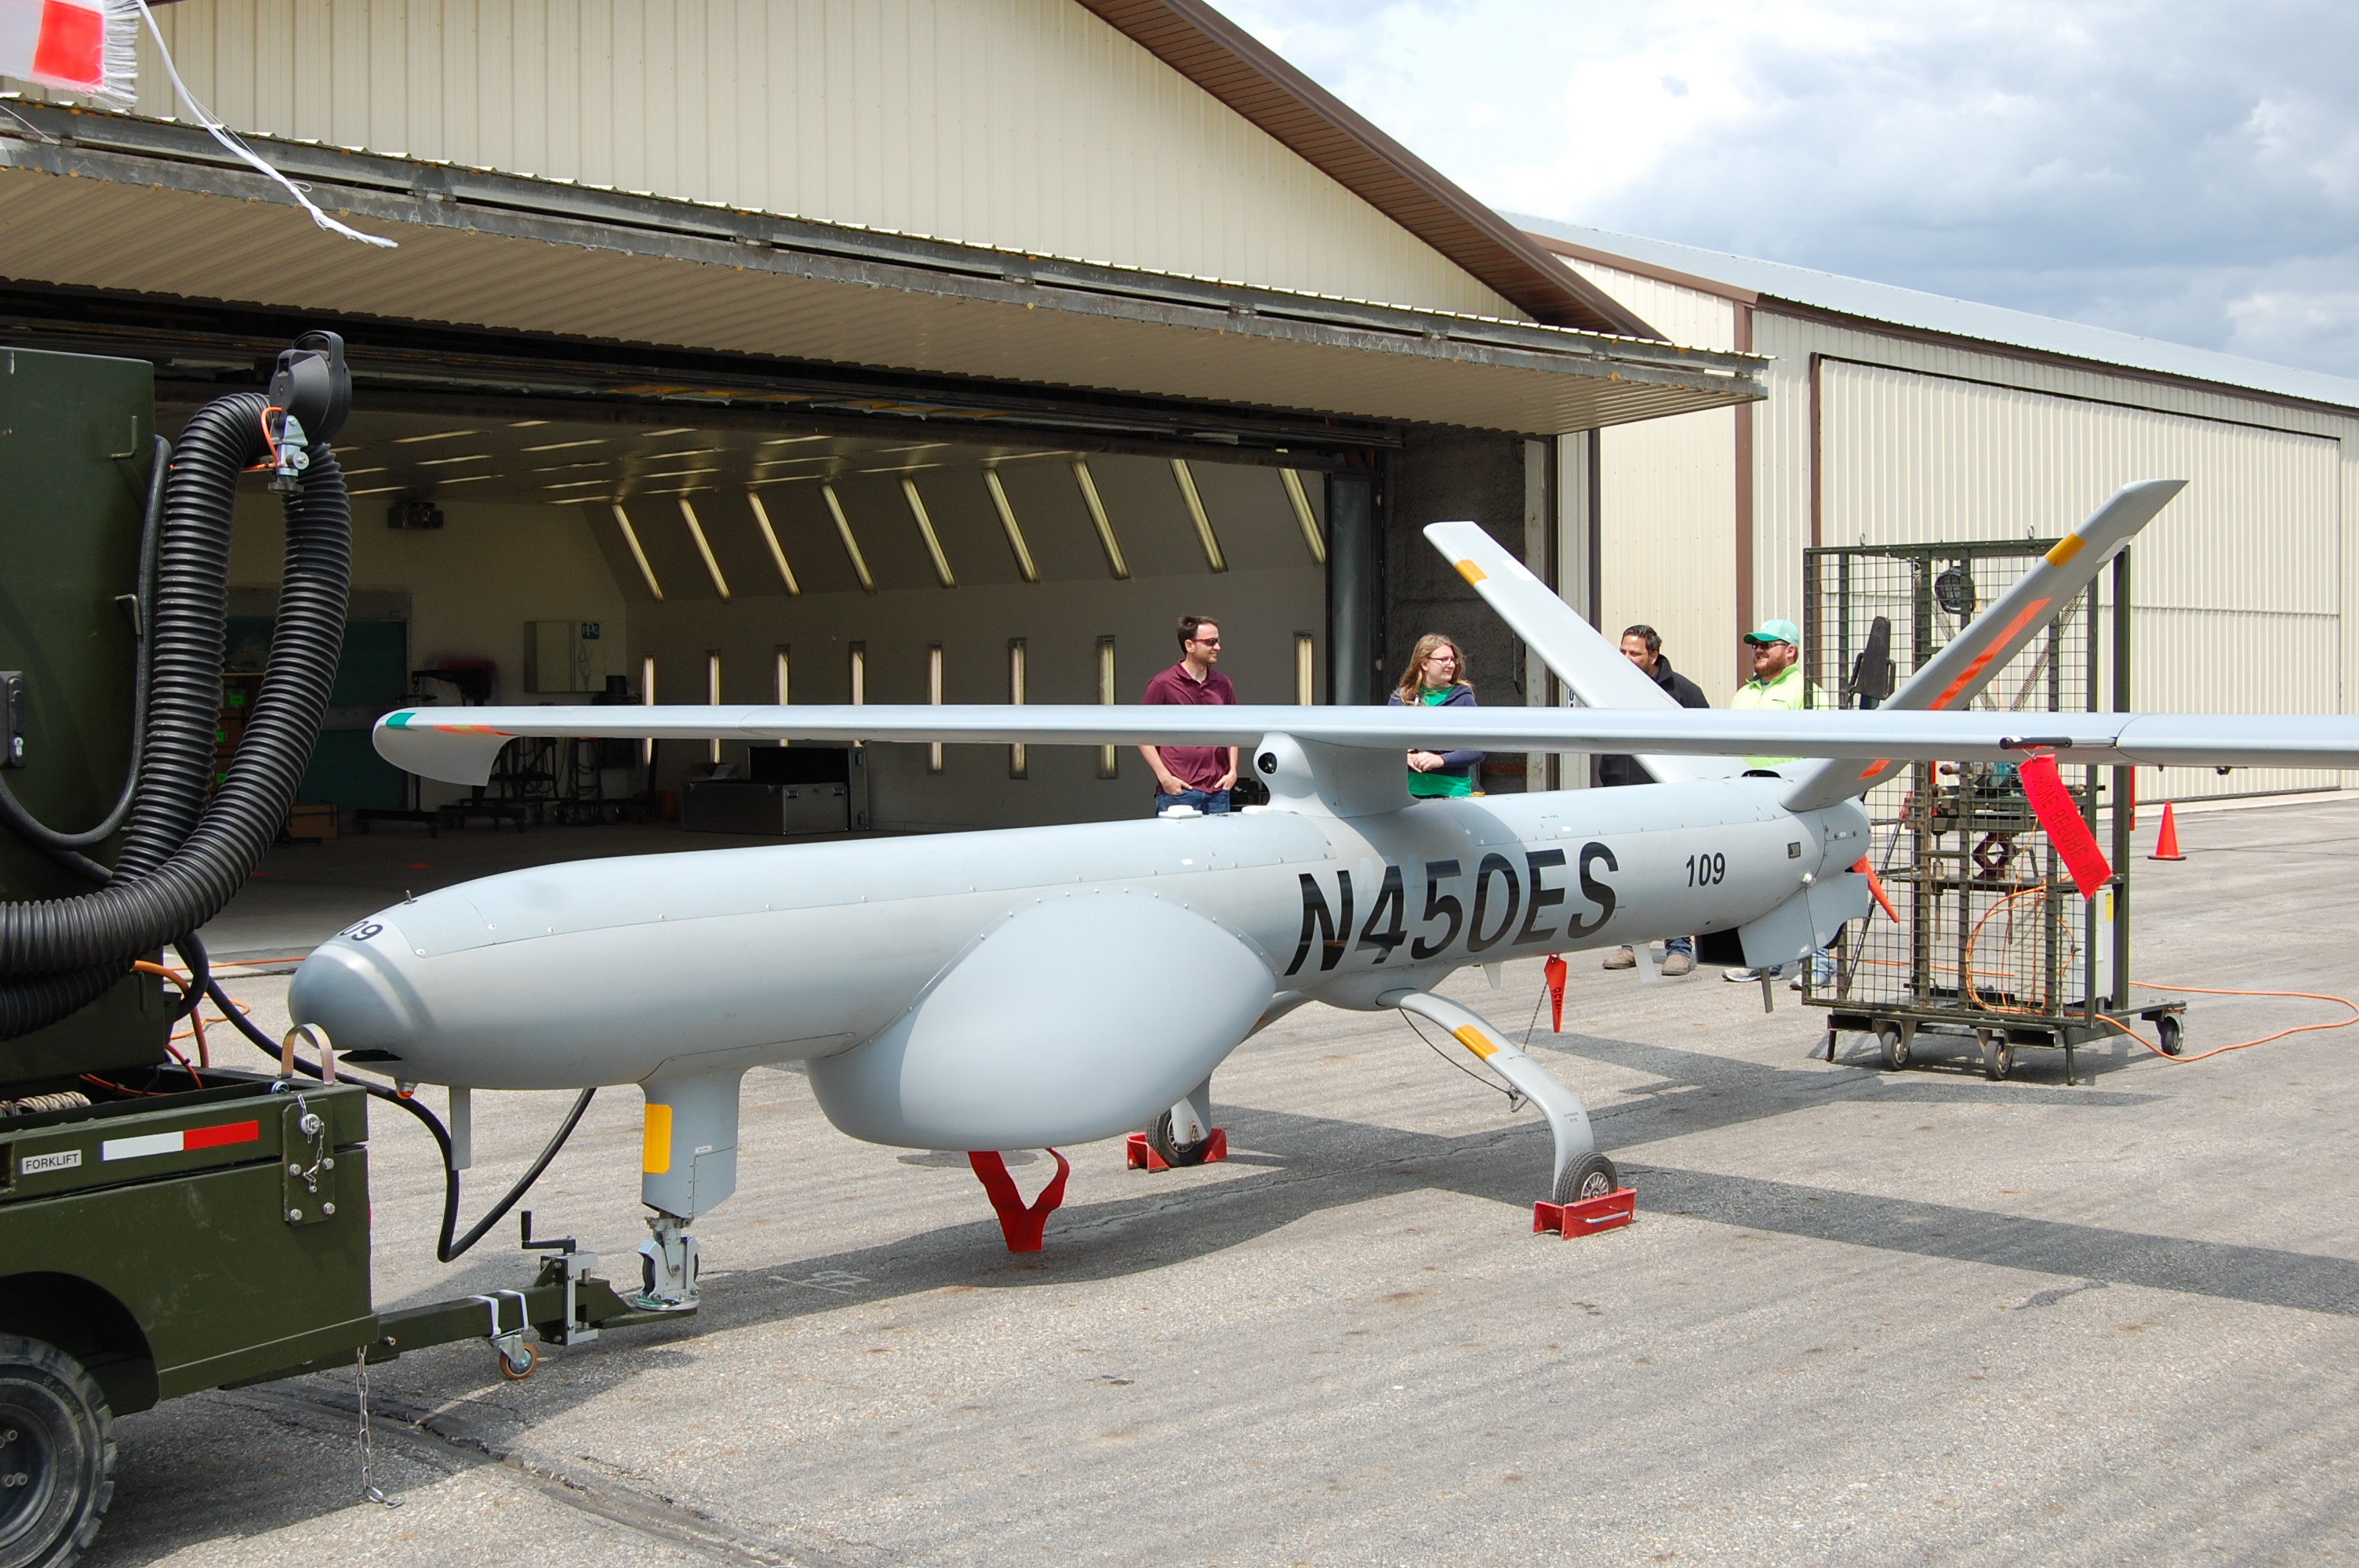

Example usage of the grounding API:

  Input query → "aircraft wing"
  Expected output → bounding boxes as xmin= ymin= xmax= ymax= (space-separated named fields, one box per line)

xmin=375 ymin=703 xmax=2359 ymax=786
xmin=1421 ymin=519 xmax=1739 ymax=784
xmin=1776 ymin=478 xmax=2184 ymax=812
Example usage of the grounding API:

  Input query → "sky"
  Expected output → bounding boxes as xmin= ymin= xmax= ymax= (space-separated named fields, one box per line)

xmin=1219 ymin=1 xmax=2359 ymax=377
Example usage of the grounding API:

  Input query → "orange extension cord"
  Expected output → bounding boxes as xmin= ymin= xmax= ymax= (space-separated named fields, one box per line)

xmin=2097 ymin=982 xmax=2359 ymax=1063
xmin=1936 ymin=887 xmax=2359 ymax=1065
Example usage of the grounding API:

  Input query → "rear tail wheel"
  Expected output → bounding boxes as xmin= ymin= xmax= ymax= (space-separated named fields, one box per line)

xmin=1147 ymin=1110 xmax=1212 ymax=1168
xmin=1552 ymin=1152 xmax=1620 ymax=1206
xmin=0 ymin=1334 xmax=114 ymax=1568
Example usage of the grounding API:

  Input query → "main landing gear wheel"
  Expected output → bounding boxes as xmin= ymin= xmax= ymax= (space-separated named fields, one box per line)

xmin=1877 ymin=1022 xmax=1911 ymax=1071
xmin=1553 ymin=1152 xmax=1619 ymax=1206
xmin=1147 ymin=1110 xmax=1212 ymax=1168
xmin=2157 ymin=1014 xmax=2185 ymax=1057
xmin=1979 ymin=1030 xmax=2013 ymax=1081
xmin=0 ymin=1333 xmax=114 ymax=1568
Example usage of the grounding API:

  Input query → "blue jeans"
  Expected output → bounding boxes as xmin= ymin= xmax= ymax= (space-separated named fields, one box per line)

xmin=1155 ymin=788 xmax=1230 ymax=815
xmin=1665 ymin=935 xmax=1694 ymax=956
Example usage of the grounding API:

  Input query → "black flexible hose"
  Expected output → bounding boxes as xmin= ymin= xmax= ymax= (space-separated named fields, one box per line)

xmin=0 ymin=434 xmax=169 ymax=862
xmin=167 ymin=928 xmax=211 ymax=1024
xmin=0 ymin=399 xmax=351 ymax=1036
xmin=208 ymin=982 xmax=595 ymax=1262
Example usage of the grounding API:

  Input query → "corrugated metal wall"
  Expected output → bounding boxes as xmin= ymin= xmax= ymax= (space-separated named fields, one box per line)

xmin=1561 ymin=258 xmax=1745 ymax=698
xmin=132 ymin=0 xmax=1514 ymax=318
xmin=1748 ymin=313 xmax=2359 ymax=799
xmin=1552 ymin=254 xmax=2359 ymax=798
xmin=1813 ymin=359 xmax=2345 ymax=797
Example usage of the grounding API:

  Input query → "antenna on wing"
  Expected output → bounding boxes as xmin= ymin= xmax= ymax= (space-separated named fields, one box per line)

xmin=1776 ymin=478 xmax=2185 ymax=814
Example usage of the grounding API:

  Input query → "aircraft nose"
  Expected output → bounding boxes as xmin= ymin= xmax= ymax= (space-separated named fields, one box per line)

xmin=288 ymin=937 xmax=422 ymax=1055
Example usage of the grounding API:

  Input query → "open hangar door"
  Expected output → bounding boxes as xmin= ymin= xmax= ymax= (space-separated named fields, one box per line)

xmin=95 ymin=308 xmax=1362 ymax=837
xmin=0 ymin=103 xmax=1763 ymax=842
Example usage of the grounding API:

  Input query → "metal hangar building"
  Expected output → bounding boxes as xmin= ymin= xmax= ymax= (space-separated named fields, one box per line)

xmin=0 ymin=0 xmax=1759 ymax=832
xmin=1520 ymin=216 xmax=2359 ymax=804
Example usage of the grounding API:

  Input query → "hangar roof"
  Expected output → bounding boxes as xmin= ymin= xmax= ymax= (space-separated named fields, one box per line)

xmin=1518 ymin=216 xmax=2359 ymax=416
xmin=107 ymin=0 xmax=1644 ymax=338
xmin=0 ymin=104 xmax=1761 ymax=439
xmin=1071 ymin=1 xmax=1648 ymax=336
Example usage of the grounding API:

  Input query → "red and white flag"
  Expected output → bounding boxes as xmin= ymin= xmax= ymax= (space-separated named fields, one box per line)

xmin=0 ymin=0 xmax=136 ymax=107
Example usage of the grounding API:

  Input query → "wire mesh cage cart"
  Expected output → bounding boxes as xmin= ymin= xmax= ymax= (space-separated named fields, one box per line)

xmin=1799 ymin=539 xmax=2182 ymax=1082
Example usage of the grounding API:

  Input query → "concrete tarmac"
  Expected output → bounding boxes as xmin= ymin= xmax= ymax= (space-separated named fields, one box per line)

xmin=89 ymin=794 xmax=2359 ymax=1566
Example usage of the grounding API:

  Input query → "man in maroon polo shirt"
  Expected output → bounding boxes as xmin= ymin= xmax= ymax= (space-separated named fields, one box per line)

xmin=1137 ymin=614 xmax=1238 ymax=814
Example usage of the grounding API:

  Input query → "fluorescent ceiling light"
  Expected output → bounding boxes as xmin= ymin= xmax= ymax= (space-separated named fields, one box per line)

xmin=521 ymin=438 xmax=609 ymax=452
xmin=392 ymin=429 xmax=482 ymax=444
xmin=419 ymin=453 xmax=492 ymax=467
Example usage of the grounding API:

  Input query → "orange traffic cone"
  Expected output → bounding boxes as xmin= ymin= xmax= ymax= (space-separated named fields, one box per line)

xmin=2149 ymin=800 xmax=2186 ymax=861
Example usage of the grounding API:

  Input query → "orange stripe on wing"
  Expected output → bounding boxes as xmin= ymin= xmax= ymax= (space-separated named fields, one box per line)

xmin=1926 ymin=599 xmax=2049 ymax=711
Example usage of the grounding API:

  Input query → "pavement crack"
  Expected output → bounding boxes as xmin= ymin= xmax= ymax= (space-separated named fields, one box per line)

xmin=225 ymin=1384 xmax=892 ymax=1568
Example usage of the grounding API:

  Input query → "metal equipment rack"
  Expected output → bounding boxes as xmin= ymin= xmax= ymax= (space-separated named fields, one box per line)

xmin=1799 ymin=539 xmax=2182 ymax=1082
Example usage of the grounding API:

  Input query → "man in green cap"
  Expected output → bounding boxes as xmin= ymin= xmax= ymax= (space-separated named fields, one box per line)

xmin=1728 ymin=618 xmax=1824 ymax=768
xmin=1726 ymin=617 xmax=1832 ymax=984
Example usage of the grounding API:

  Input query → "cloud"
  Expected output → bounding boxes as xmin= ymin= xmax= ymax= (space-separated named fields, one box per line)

xmin=1222 ymin=1 xmax=2359 ymax=375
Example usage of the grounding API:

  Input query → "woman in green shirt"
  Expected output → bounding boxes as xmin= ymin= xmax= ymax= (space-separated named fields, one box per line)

xmin=1387 ymin=633 xmax=1483 ymax=798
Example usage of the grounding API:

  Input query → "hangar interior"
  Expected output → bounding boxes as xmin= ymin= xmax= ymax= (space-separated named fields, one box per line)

xmin=212 ymin=396 xmax=1333 ymax=831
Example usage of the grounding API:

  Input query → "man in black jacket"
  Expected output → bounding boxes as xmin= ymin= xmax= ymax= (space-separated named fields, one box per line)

xmin=1600 ymin=625 xmax=1709 ymax=975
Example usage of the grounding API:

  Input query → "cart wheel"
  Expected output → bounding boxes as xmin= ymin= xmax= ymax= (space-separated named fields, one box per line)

xmin=1979 ymin=1031 xmax=2012 ymax=1082
xmin=2157 ymin=1014 xmax=2185 ymax=1058
xmin=1552 ymin=1152 xmax=1619 ymax=1206
xmin=498 ymin=1342 xmax=537 ymax=1381
xmin=0 ymin=1333 xmax=115 ymax=1568
xmin=1876 ymin=1022 xmax=1910 ymax=1071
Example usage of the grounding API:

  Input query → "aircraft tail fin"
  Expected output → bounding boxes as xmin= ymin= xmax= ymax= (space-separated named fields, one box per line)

xmin=1421 ymin=521 xmax=1739 ymax=784
xmin=1777 ymin=477 xmax=2184 ymax=814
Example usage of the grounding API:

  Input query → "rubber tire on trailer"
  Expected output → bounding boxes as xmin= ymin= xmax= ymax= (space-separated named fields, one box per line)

xmin=0 ymin=1334 xmax=114 ymax=1568
xmin=1147 ymin=1109 xmax=1212 ymax=1168
xmin=2157 ymin=1014 xmax=2185 ymax=1058
xmin=1979 ymin=1031 xmax=2013 ymax=1082
xmin=1877 ymin=1022 xmax=1911 ymax=1071
xmin=499 ymin=1342 xmax=537 ymax=1381
xmin=1552 ymin=1152 xmax=1620 ymax=1206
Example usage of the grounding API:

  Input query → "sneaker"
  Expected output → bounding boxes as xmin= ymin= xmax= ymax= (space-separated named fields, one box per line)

xmin=1603 ymin=946 xmax=1636 ymax=970
xmin=1660 ymin=950 xmax=1695 ymax=977
xmin=1724 ymin=967 xmax=1763 ymax=983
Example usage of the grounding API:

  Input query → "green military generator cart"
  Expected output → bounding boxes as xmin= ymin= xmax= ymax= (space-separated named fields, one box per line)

xmin=0 ymin=341 xmax=677 ymax=1568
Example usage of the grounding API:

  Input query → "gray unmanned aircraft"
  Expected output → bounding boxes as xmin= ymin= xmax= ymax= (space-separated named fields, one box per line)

xmin=290 ymin=480 xmax=2359 ymax=1303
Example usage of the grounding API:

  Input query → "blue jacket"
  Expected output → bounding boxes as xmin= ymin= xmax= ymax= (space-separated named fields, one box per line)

xmin=1387 ymin=684 xmax=1484 ymax=778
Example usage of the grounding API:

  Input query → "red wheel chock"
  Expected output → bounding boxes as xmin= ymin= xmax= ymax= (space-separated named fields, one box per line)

xmin=1532 ymin=1188 xmax=1636 ymax=1238
xmin=968 ymin=1149 xmax=1070 ymax=1252
xmin=1125 ymin=1129 xmax=1228 ymax=1171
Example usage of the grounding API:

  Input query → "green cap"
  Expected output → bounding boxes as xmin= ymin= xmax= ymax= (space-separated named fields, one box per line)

xmin=1743 ymin=618 xmax=1801 ymax=648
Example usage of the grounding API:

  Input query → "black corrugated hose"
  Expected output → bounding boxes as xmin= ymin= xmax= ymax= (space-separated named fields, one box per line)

xmin=0 ymin=392 xmax=352 ymax=1038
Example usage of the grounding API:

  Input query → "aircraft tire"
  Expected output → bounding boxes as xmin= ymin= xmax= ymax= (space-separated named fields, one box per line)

xmin=1147 ymin=1110 xmax=1212 ymax=1168
xmin=1552 ymin=1152 xmax=1619 ymax=1206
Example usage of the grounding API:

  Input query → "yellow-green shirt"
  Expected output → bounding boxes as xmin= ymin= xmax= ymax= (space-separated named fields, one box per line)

xmin=1728 ymin=664 xmax=1824 ymax=767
